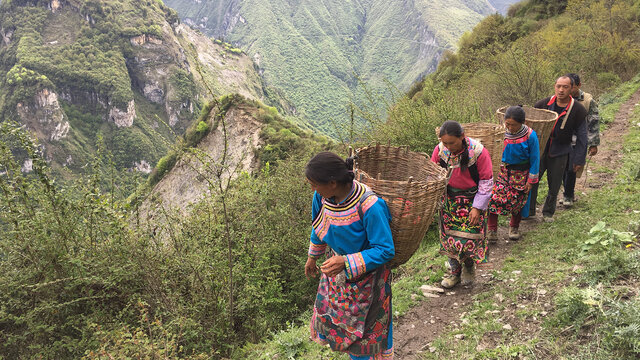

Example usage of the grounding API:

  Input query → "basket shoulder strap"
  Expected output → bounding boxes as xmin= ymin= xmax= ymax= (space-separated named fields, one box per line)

xmin=357 ymin=191 xmax=376 ymax=220
xmin=469 ymin=163 xmax=480 ymax=185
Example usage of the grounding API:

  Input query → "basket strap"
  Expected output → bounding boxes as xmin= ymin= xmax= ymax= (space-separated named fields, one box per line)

xmin=469 ymin=163 xmax=480 ymax=185
xmin=357 ymin=191 xmax=376 ymax=220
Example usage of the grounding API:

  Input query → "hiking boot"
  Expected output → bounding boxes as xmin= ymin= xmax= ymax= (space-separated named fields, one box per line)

xmin=508 ymin=227 xmax=520 ymax=240
xmin=543 ymin=215 xmax=554 ymax=223
xmin=487 ymin=230 xmax=498 ymax=243
xmin=562 ymin=197 xmax=574 ymax=207
xmin=441 ymin=273 xmax=460 ymax=289
xmin=460 ymin=264 xmax=475 ymax=286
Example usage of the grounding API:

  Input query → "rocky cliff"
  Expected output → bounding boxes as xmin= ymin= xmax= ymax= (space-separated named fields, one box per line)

xmin=0 ymin=0 xmax=275 ymax=175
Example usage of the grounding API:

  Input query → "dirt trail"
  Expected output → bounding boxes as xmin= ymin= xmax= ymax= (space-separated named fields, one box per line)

xmin=393 ymin=90 xmax=640 ymax=359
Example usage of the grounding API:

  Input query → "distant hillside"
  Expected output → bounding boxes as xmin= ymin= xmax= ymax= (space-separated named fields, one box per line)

xmin=0 ymin=0 xmax=284 ymax=177
xmin=162 ymin=0 xmax=520 ymax=135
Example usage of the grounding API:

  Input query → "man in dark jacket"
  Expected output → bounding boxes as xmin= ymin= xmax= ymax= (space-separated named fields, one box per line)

xmin=530 ymin=75 xmax=588 ymax=222
xmin=561 ymin=73 xmax=601 ymax=207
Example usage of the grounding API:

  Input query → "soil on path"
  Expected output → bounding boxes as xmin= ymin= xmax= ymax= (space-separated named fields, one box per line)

xmin=393 ymin=90 xmax=640 ymax=359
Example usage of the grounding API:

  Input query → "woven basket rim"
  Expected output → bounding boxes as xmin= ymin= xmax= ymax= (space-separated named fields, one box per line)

xmin=355 ymin=168 xmax=446 ymax=186
xmin=496 ymin=105 xmax=558 ymax=122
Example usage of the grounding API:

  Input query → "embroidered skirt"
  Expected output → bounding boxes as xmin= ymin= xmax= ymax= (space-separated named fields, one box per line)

xmin=488 ymin=165 xmax=529 ymax=216
xmin=310 ymin=266 xmax=393 ymax=358
xmin=439 ymin=188 xmax=488 ymax=264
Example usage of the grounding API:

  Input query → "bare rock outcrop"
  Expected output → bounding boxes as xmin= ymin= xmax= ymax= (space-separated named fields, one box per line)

xmin=108 ymin=100 xmax=136 ymax=128
xmin=143 ymin=104 xmax=263 ymax=213
xmin=16 ymin=89 xmax=70 ymax=142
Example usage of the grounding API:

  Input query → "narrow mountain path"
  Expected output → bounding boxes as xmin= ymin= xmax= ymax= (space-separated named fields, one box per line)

xmin=393 ymin=89 xmax=640 ymax=359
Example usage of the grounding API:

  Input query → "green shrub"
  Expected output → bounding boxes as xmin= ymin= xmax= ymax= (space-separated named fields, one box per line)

xmin=582 ymin=249 xmax=640 ymax=286
xmin=148 ymin=151 xmax=178 ymax=185
xmin=552 ymin=287 xmax=597 ymax=329
xmin=601 ymin=297 xmax=640 ymax=356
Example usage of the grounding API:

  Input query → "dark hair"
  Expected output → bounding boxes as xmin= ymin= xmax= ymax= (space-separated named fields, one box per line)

xmin=567 ymin=72 xmax=581 ymax=86
xmin=557 ymin=75 xmax=574 ymax=86
xmin=504 ymin=105 xmax=526 ymax=124
xmin=439 ymin=120 xmax=470 ymax=170
xmin=305 ymin=151 xmax=355 ymax=185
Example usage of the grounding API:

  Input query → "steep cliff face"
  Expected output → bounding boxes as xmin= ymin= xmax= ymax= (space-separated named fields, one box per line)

xmin=139 ymin=94 xmax=327 ymax=218
xmin=143 ymin=103 xmax=263 ymax=213
xmin=0 ymin=0 xmax=271 ymax=175
xmin=162 ymin=0 xmax=521 ymax=135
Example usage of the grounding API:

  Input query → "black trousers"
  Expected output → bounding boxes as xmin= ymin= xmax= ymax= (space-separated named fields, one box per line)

xmin=529 ymin=152 xmax=569 ymax=217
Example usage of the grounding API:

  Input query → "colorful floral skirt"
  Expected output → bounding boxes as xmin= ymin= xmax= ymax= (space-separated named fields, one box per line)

xmin=310 ymin=266 xmax=392 ymax=358
xmin=488 ymin=166 xmax=529 ymax=216
xmin=439 ymin=188 xmax=488 ymax=264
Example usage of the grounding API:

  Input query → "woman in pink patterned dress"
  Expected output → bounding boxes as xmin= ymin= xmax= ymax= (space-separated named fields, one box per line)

xmin=431 ymin=121 xmax=494 ymax=288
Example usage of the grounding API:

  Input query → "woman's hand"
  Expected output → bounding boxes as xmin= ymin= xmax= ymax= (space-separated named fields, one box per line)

xmin=320 ymin=255 xmax=346 ymax=277
xmin=305 ymin=257 xmax=319 ymax=279
xmin=524 ymin=182 xmax=532 ymax=193
xmin=469 ymin=207 xmax=482 ymax=226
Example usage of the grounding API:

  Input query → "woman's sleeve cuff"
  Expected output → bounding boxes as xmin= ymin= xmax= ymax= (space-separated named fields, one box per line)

xmin=344 ymin=252 xmax=367 ymax=280
xmin=528 ymin=174 xmax=539 ymax=184
xmin=308 ymin=242 xmax=326 ymax=259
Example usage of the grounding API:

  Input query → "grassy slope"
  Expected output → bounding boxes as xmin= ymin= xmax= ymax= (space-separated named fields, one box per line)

xmin=419 ymin=77 xmax=640 ymax=359
xmin=162 ymin=0 xmax=518 ymax=135
xmin=237 ymin=75 xmax=640 ymax=360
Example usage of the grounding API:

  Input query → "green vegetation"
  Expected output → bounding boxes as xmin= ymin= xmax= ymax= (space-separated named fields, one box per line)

xmin=360 ymin=0 xmax=640 ymax=153
xmin=2 ymin=0 xmax=640 ymax=358
xmin=0 ymin=0 xmax=275 ymax=184
xmin=242 ymin=58 xmax=640 ymax=360
xmin=163 ymin=0 xmax=515 ymax=135
xmin=419 ymin=103 xmax=640 ymax=359
xmin=0 ymin=118 xmax=326 ymax=358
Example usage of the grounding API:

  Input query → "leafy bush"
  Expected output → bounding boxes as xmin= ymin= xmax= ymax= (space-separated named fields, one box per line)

xmin=582 ymin=248 xmax=640 ymax=285
xmin=148 ymin=151 xmax=179 ymax=186
xmin=552 ymin=286 xmax=597 ymax=329
xmin=84 ymin=302 xmax=210 ymax=359
xmin=582 ymin=221 xmax=636 ymax=252
xmin=551 ymin=285 xmax=640 ymax=358
xmin=0 ymin=119 xmax=325 ymax=358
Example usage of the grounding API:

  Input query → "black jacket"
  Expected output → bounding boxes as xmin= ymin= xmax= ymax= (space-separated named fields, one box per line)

xmin=534 ymin=96 xmax=587 ymax=146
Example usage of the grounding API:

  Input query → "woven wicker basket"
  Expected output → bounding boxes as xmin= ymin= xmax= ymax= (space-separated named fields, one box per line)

xmin=354 ymin=144 xmax=447 ymax=268
xmin=436 ymin=122 xmax=505 ymax=179
xmin=496 ymin=106 xmax=558 ymax=155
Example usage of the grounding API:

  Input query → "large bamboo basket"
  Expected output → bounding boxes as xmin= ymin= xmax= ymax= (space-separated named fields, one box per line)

xmin=354 ymin=144 xmax=447 ymax=268
xmin=496 ymin=106 xmax=558 ymax=155
xmin=436 ymin=122 xmax=505 ymax=179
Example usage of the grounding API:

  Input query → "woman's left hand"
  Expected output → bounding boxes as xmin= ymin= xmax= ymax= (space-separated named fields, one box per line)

xmin=320 ymin=255 xmax=346 ymax=277
xmin=524 ymin=182 xmax=532 ymax=193
xmin=469 ymin=207 xmax=482 ymax=226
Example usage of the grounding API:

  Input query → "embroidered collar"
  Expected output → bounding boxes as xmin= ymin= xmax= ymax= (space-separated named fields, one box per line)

xmin=438 ymin=137 xmax=484 ymax=169
xmin=321 ymin=181 xmax=368 ymax=212
xmin=504 ymin=125 xmax=532 ymax=145
xmin=505 ymin=124 xmax=529 ymax=139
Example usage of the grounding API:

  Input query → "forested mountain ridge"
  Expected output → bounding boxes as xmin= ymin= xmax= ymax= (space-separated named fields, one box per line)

xmin=162 ymin=0 xmax=520 ymax=135
xmin=0 ymin=0 xmax=279 ymax=178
